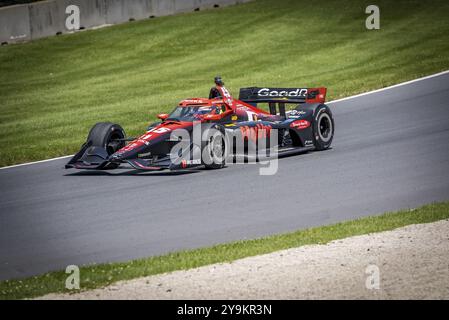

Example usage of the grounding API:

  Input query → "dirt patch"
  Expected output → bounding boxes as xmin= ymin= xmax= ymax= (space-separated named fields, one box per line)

xmin=38 ymin=219 xmax=449 ymax=299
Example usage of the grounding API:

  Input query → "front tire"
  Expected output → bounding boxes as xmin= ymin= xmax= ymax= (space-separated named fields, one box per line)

xmin=87 ymin=122 xmax=126 ymax=169
xmin=313 ymin=105 xmax=334 ymax=151
xmin=202 ymin=124 xmax=226 ymax=169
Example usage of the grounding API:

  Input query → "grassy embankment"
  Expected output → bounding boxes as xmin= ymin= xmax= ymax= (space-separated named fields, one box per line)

xmin=1 ymin=202 xmax=449 ymax=299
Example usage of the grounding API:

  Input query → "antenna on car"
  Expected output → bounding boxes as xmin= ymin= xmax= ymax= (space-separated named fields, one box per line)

xmin=214 ymin=76 xmax=224 ymax=86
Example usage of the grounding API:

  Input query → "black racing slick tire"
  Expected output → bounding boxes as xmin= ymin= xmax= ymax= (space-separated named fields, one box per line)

xmin=313 ymin=105 xmax=334 ymax=151
xmin=87 ymin=122 xmax=126 ymax=169
xmin=202 ymin=124 xmax=226 ymax=169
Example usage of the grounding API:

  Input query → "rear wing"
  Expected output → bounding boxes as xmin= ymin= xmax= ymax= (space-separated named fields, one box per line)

xmin=238 ymin=87 xmax=327 ymax=104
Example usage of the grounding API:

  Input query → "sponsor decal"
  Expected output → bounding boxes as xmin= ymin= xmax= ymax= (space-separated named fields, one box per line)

xmin=305 ymin=140 xmax=313 ymax=147
xmin=287 ymin=110 xmax=306 ymax=118
xmin=258 ymin=88 xmax=308 ymax=98
xmin=179 ymin=159 xmax=201 ymax=168
xmin=186 ymin=159 xmax=201 ymax=165
xmin=183 ymin=99 xmax=206 ymax=104
xmin=138 ymin=151 xmax=152 ymax=158
xmin=290 ymin=119 xmax=311 ymax=130
xmin=220 ymin=86 xmax=233 ymax=105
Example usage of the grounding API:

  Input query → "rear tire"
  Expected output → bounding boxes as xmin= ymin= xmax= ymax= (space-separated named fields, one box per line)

xmin=313 ymin=105 xmax=334 ymax=151
xmin=87 ymin=122 xmax=126 ymax=169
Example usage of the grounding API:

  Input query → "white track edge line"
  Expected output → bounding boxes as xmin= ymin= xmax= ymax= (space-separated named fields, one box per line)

xmin=0 ymin=155 xmax=73 ymax=170
xmin=1 ymin=69 xmax=448 ymax=170
xmin=327 ymin=69 xmax=449 ymax=104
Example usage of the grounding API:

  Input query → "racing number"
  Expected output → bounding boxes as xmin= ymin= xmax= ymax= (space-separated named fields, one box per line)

xmin=246 ymin=111 xmax=258 ymax=121
xmin=150 ymin=127 xmax=171 ymax=134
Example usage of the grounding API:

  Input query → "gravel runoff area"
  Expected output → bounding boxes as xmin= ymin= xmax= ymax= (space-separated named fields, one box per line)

xmin=39 ymin=220 xmax=449 ymax=300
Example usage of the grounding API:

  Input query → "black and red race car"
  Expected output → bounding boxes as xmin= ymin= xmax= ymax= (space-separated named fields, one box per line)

xmin=66 ymin=77 xmax=334 ymax=171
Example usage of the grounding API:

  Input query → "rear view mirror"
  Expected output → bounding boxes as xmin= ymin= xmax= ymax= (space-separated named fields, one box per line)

xmin=157 ymin=113 xmax=169 ymax=121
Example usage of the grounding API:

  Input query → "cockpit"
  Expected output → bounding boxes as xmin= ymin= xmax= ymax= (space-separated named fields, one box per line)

xmin=166 ymin=105 xmax=226 ymax=121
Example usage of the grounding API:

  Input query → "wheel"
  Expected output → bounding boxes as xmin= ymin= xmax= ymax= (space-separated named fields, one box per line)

xmin=87 ymin=122 xmax=126 ymax=169
xmin=313 ymin=105 xmax=334 ymax=151
xmin=202 ymin=124 xmax=226 ymax=169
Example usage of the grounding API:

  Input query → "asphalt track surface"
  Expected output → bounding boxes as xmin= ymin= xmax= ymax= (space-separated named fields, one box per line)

xmin=1 ymin=73 xmax=449 ymax=281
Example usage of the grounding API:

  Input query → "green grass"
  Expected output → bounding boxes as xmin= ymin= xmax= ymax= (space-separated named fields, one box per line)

xmin=0 ymin=0 xmax=449 ymax=166
xmin=1 ymin=201 xmax=448 ymax=299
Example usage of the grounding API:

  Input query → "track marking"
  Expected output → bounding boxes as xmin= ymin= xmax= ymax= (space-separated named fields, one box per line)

xmin=0 ymin=155 xmax=73 ymax=170
xmin=327 ymin=69 xmax=449 ymax=104
xmin=1 ymin=69 xmax=448 ymax=170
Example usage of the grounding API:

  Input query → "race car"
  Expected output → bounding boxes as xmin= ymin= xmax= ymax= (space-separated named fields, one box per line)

xmin=65 ymin=76 xmax=334 ymax=171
